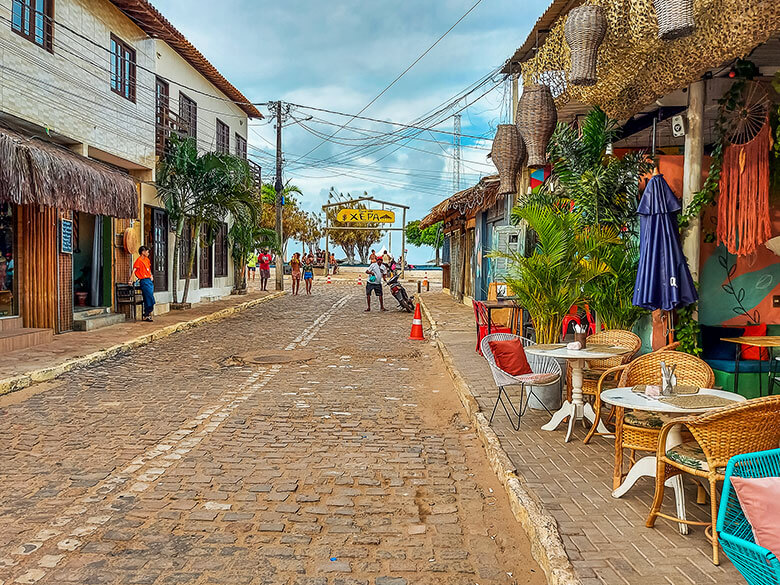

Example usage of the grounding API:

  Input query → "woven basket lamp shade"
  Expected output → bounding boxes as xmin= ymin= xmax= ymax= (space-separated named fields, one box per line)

xmin=564 ymin=5 xmax=607 ymax=86
xmin=516 ymin=84 xmax=558 ymax=168
xmin=490 ymin=125 xmax=526 ymax=195
xmin=653 ymin=0 xmax=695 ymax=40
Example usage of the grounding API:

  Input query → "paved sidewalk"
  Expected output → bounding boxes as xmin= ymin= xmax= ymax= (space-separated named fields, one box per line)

xmin=0 ymin=286 xmax=283 ymax=395
xmin=421 ymin=291 xmax=744 ymax=585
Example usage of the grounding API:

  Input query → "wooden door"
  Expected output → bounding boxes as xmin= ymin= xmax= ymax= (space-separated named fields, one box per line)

xmin=199 ymin=239 xmax=212 ymax=289
xmin=150 ymin=208 xmax=168 ymax=292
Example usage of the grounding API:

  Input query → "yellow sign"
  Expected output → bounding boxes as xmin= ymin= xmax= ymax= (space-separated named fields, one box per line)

xmin=336 ymin=209 xmax=396 ymax=223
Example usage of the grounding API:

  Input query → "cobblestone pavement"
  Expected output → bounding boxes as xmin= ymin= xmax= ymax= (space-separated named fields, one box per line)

xmin=0 ymin=283 xmax=544 ymax=585
xmin=421 ymin=292 xmax=744 ymax=585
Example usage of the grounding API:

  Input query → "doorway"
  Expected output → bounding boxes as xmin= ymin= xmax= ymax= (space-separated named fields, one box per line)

xmin=0 ymin=203 xmax=16 ymax=317
xmin=144 ymin=205 xmax=169 ymax=292
xmin=199 ymin=237 xmax=213 ymax=289
xmin=73 ymin=212 xmax=111 ymax=307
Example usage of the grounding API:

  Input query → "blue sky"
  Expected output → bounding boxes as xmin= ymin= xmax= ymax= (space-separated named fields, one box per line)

xmin=153 ymin=0 xmax=549 ymax=263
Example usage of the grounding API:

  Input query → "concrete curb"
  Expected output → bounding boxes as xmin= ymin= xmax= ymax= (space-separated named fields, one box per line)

xmin=420 ymin=299 xmax=581 ymax=585
xmin=0 ymin=292 xmax=286 ymax=397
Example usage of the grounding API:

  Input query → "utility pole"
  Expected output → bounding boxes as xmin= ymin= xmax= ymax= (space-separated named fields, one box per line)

xmin=452 ymin=114 xmax=461 ymax=193
xmin=274 ymin=100 xmax=284 ymax=291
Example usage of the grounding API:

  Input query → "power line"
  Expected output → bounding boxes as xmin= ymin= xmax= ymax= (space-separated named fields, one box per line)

xmin=288 ymin=0 xmax=485 ymax=165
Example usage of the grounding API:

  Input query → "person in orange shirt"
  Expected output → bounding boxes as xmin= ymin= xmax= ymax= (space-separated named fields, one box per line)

xmin=130 ymin=246 xmax=155 ymax=322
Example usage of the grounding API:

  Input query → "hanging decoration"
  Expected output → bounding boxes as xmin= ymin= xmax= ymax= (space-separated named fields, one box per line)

xmin=516 ymin=84 xmax=557 ymax=168
xmin=564 ymin=5 xmax=607 ymax=86
xmin=717 ymin=81 xmax=772 ymax=257
xmin=490 ymin=125 xmax=526 ymax=195
xmin=652 ymin=0 xmax=695 ymax=40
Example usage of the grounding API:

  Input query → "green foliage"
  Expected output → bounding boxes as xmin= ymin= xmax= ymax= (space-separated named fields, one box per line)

xmin=541 ymin=107 xmax=653 ymax=235
xmin=585 ymin=241 xmax=647 ymax=330
xmin=259 ymin=181 xmax=311 ymax=257
xmin=492 ymin=204 xmax=620 ymax=344
xmin=675 ymin=303 xmax=702 ymax=356
xmin=325 ymin=189 xmax=383 ymax=264
xmin=406 ymin=221 xmax=442 ymax=248
xmin=229 ymin=208 xmax=277 ymax=292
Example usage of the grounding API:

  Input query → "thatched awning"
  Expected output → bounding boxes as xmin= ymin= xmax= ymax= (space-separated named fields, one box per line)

xmin=0 ymin=126 xmax=138 ymax=218
xmin=420 ymin=175 xmax=502 ymax=229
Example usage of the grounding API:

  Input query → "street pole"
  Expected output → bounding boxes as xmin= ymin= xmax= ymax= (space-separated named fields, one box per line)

xmin=401 ymin=207 xmax=406 ymax=280
xmin=274 ymin=101 xmax=284 ymax=291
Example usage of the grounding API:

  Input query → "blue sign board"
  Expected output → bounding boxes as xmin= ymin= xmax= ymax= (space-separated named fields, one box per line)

xmin=60 ymin=218 xmax=73 ymax=254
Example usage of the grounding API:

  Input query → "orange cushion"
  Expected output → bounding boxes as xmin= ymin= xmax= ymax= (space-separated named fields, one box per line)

xmin=489 ymin=339 xmax=532 ymax=376
xmin=742 ymin=323 xmax=769 ymax=361
xmin=731 ymin=476 xmax=780 ymax=557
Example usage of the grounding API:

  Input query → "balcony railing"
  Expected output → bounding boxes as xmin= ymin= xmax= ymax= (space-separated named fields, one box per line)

xmin=155 ymin=106 xmax=190 ymax=158
xmin=247 ymin=159 xmax=262 ymax=192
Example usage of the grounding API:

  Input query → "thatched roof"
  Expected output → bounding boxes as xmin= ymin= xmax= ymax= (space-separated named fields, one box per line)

xmin=420 ymin=175 xmax=502 ymax=229
xmin=0 ymin=126 xmax=138 ymax=218
xmin=109 ymin=0 xmax=262 ymax=119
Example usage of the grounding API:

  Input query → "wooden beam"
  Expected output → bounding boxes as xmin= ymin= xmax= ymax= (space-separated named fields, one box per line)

xmin=682 ymin=80 xmax=704 ymax=283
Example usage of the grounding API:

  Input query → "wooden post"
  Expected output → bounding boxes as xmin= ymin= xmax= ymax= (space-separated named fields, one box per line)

xmin=512 ymin=74 xmax=519 ymax=123
xmin=682 ymin=80 xmax=705 ymax=282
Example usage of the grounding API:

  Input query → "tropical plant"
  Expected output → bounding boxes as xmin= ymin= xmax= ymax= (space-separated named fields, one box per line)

xmin=406 ymin=220 xmax=443 ymax=265
xmin=229 ymin=205 xmax=277 ymax=293
xmin=540 ymin=107 xmax=653 ymax=235
xmin=259 ymin=181 xmax=306 ymax=259
xmin=584 ymin=241 xmax=647 ymax=329
xmin=493 ymin=203 xmax=620 ymax=344
xmin=156 ymin=134 xmax=258 ymax=303
xmin=324 ymin=189 xmax=383 ymax=264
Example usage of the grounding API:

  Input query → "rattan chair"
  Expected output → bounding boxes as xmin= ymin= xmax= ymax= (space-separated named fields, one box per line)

xmin=607 ymin=351 xmax=715 ymax=490
xmin=646 ymin=396 xmax=780 ymax=565
xmin=561 ymin=330 xmax=640 ymax=442
xmin=481 ymin=333 xmax=562 ymax=430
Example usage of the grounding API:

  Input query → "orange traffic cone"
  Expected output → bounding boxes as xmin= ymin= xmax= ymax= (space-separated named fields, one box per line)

xmin=357 ymin=275 xmax=363 ymax=286
xmin=409 ymin=303 xmax=425 ymax=340
xmin=327 ymin=273 xmax=332 ymax=284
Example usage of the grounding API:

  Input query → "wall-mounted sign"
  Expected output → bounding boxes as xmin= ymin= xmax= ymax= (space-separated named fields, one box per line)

xmin=60 ymin=218 xmax=73 ymax=254
xmin=336 ymin=209 xmax=396 ymax=223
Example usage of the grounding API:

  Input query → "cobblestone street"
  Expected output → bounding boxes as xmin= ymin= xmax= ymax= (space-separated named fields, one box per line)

xmin=0 ymin=284 xmax=543 ymax=585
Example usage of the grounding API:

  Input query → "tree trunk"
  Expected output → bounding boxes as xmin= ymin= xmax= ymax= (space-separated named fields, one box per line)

xmin=182 ymin=221 xmax=202 ymax=304
xmin=435 ymin=246 xmax=441 ymax=266
xmin=171 ymin=217 xmax=185 ymax=304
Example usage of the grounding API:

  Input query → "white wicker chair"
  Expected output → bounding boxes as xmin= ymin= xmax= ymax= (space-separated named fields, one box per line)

xmin=481 ymin=333 xmax=562 ymax=430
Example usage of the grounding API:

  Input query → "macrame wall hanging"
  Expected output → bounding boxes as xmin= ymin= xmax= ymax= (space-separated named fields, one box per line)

xmin=717 ymin=82 xmax=772 ymax=257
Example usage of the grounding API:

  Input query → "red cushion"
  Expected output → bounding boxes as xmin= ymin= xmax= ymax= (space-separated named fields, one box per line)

xmin=488 ymin=339 xmax=532 ymax=376
xmin=731 ymin=476 xmax=780 ymax=557
xmin=742 ymin=323 xmax=769 ymax=361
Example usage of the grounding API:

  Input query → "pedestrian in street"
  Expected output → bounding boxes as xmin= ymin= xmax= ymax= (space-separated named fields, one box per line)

xmin=258 ymin=249 xmax=272 ymax=291
xmin=246 ymin=252 xmax=257 ymax=281
xmin=290 ymin=252 xmax=302 ymax=296
xmin=369 ymin=249 xmax=377 ymax=264
xmin=382 ymin=250 xmax=391 ymax=265
xmin=302 ymin=253 xmax=314 ymax=295
xmin=130 ymin=246 xmax=155 ymax=322
xmin=365 ymin=256 xmax=388 ymax=312
xmin=330 ymin=252 xmax=338 ymax=275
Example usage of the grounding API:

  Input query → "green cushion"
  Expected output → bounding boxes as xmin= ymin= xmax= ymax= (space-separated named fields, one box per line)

xmin=624 ymin=410 xmax=676 ymax=429
xmin=666 ymin=441 xmax=708 ymax=471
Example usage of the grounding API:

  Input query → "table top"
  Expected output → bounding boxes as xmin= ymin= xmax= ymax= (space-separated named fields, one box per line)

xmin=525 ymin=344 xmax=629 ymax=360
xmin=721 ymin=336 xmax=780 ymax=348
xmin=601 ymin=386 xmax=745 ymax=413
xmin=484 ymin=300 xmax=519 ymax=309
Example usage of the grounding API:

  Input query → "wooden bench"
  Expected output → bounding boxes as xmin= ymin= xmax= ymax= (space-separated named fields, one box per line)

xmin=116 ymin=283 xmax=144 ymax=320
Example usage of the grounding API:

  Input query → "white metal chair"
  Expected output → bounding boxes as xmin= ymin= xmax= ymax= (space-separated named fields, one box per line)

xmin=481 ymin=333 xmax=562 ymax=430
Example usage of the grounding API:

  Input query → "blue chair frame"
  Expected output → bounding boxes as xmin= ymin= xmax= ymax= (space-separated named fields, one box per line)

xmin=717 ymin=448 xmax=780 ymax=585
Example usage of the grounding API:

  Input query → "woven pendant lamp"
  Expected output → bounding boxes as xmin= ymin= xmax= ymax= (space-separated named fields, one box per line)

xmin=653 ymin=0 xmax=695 ymax=40
xmin=490 ymin=125 xmax=526 ymax=196
xmin=516 ymin=84 xmax=557 ymax=168
xmin=564 ymin=5 xmax=607 ymax=86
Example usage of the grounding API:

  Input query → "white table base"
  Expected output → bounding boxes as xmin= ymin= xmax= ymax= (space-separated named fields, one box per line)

xmin=611 ymin=424 xmax=689 ymax=535
xmin=541 ymin=358 xmax=611 ymax=442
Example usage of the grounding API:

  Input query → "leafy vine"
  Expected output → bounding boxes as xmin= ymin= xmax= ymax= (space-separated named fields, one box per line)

xmin=675 ymin=302 xmax=702 ymax=356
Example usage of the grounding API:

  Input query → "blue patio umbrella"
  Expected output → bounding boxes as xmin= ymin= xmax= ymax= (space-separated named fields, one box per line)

xmin=632 ymin=174 xmax=698 ymax=311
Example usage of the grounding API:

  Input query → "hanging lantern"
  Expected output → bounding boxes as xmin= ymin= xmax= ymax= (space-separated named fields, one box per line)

xmin=653 ymin=0 xmax=695 ymax=40
xmin=516 ymin=84 xmax=557 ymax=168
xmin=490 ymin=125 xmax=526 ymax=196
xmin=564 ymin=5 xmax=607 ymax=86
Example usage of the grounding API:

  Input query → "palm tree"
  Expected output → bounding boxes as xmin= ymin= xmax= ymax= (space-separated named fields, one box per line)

xmin=260 ymin=180 xmax=303 ymax=261
xmin=156 ymin=134 xmax=259 ymax=303
xmin=495 ymin=203 xmax=620 ymax=344
xmin=229 ymin=204 xmax=277 ymax=293
xmin=585 ymin=241 xmax=647 ymax=330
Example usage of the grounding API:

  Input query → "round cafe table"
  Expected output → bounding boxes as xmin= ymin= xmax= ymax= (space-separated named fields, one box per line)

xmin=601 ymin=386 xmax=745 ymax=534
xmin=526 ymin=344 xmax=630 ymax=442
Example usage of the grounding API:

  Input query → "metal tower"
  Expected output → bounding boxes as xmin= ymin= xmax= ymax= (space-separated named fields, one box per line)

xmin=452 ymin=114 xmax=461 ymax=193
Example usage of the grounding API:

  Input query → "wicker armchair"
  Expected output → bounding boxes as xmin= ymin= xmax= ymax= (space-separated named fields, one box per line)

xmin=562 ymin=330 xmax=640 ymax=442
xmin=646 ymin=396 xmax=780 ymax=565
xmin=608 ymin=351 xmax=715 ymax=490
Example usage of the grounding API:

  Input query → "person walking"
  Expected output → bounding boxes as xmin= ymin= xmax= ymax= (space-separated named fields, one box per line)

xmin=130 ymin=246 xmax=155 ymax=322
xmin=330 ymin=253 xmax=338 ymax=275
xmin=382 ymin=250 xmax=391 ymax=265
xmin=365 ymin=256 xmax=388 ymax=312
xmin=369 ymin=249 xmax=377 ymax=264
xmin=257 ymin=249 xmax=272 ymax=291
xmin=302 ymin=253 xmax=314 ymax=295
xmin=246 ymin=252 xmax=257 ymax=281
xmin=290 ymin=252 xmax=302 ymax=296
